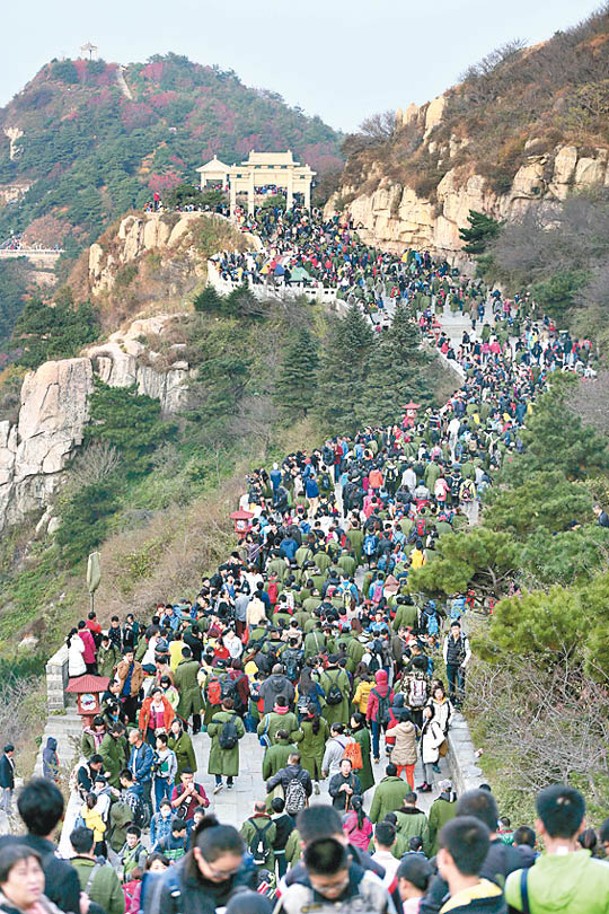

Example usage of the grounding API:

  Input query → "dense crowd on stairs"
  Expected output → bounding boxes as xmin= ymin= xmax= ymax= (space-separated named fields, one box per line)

xmin=0 ymin=211 xmax=606 ymax=914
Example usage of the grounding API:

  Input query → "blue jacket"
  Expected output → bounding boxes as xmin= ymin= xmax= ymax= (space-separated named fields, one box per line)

xmin=129 ymin=741 xmax=154 ymax=784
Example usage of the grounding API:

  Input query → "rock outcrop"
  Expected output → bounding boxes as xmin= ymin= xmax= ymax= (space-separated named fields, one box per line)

xmin=88 ymin=211 xmax=213 ymax=296
xmin=0 ymin=315 xmax=194 ymax=533
xmin=0 ymin=359 xmax=93 ymax=529
xmin=332 ymin=142 xmax=609 ymax=258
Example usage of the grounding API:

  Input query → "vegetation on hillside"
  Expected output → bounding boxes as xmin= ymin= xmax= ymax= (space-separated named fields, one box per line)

xmin=408 ymin=374 xmax=609 ymax=817
xmin=0 ymin=53 xmax=343 ymax=246
xmin=341 ymin=6 xmax=609 ymax=201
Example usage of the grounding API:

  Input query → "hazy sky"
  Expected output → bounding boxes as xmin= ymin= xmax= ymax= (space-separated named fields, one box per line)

xmin=1 ymin=0 xmax=602 ymax=131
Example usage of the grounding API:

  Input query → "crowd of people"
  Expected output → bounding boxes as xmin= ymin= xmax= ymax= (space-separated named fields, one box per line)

xmin=2 ymin=209 xmax=608 ymax=914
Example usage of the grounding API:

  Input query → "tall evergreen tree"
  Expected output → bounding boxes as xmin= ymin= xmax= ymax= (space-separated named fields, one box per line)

xmin=315 ymin=304 xmax=375 ymax=434
xmin=275 ymin=327 xmax=319 ymax=418
xmin=360 ymin=303 xmax=432 ymax=426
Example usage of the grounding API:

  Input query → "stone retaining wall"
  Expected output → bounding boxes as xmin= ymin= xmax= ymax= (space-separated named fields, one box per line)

xmin=46 ymin=645 xmax=69 ymax=711
xmin=447 ymin=711 xmax=484 ymax=795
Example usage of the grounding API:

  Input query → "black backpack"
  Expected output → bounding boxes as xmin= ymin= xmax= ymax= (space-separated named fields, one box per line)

xmin=372 ymin=688 xmax=390 ymax=726
xmin=325 ymin=671 xmax=343 ymax=706
xmin=249 ymin=819 xmax=273 ymax=867
xmin=216 ymin=715 xmax=239 ymax=750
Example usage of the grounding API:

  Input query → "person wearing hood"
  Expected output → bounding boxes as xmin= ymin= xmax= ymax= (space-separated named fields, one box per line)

xmin=436 ymin=817 xmax=506 ymax=914
xmin=386 ymin=709 xmax=418 ymax=790
xmin=366 ymin=670 xmax=395 ymax=763
xmin=41 ymin=739 xmax=59 ymax=784
xmin=428 ymin=780 xmax=457 ymax=856
xmin=395 ymin=792 xmax=431 ymax=857
xmin=259 ymin=665 xmax=295 ymax=713
xmin=505 ymin=784 xmax=609 ymax=914
xmin=257 ymin=697 xmax=300 ymax=748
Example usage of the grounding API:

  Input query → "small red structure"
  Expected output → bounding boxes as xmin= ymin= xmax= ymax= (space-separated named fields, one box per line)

xmin=230 ymin=508 xmax=254 ymax=536
xmin=66 ymin=674 xmax=110 ymax=728
xmin=402 ymin=400 xmax=421 ymax=429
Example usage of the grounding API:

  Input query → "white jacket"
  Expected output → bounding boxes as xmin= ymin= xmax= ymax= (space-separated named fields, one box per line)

xmin=421 ymin=718 xmax=445 ymax=764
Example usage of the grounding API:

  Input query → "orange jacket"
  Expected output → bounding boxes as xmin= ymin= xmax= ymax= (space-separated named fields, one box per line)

xmin=138 ymin=694 xmax=175 ymax=734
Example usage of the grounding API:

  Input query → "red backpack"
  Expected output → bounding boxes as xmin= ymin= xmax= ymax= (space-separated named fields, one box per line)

xmin=206 ymin=676 xmax=222 ymax=705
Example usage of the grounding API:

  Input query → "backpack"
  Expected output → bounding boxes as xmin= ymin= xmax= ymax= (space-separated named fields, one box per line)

xmin=133 ymin=796 xmax=150 ymax=830
xmin=220 ymin=677 xmax=236 ymax=702
xmin=321 ymin=472 xmax=332 ymax=490
xmin=283 ymin=650 xmax=303 ymax=683
xmin=206 ymin=677 xmax=222 ymax=706
xmin=415 ymin=517 xmax=427 ymax=537
xmin=325 ymin=671 xmax=344 ymax=706
xmin=342 ymin=741 xmax=363 ymax=771
xmin=284 ymin=774 xmax=308 ymax=816
xmin=408 ymin=674 xmax=428 ymax=708
xmin=217 ymin=716 xmax=239 ymax=750
xmin=371 ymin=580 xmax=384 ymax=603
xmin=363 ymin=534 xmax=378 ymax=557
xmin=249 ymin=819 xmax=273 ymax=867
xmin=372 ymin=688 xmax=390 ymax=725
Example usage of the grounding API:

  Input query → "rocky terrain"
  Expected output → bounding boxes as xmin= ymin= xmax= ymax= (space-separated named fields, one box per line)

xmin=329 ymin=9 xmax=609 ymax=258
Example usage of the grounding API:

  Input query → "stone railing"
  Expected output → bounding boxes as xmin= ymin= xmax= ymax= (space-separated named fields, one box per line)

xmin=46 ymin=645 xmax=69 ymax=711
xmin=446 ymin=711 xmax=483 ymax=795
xmin=207 ymin=259 xmax=339 ymax=306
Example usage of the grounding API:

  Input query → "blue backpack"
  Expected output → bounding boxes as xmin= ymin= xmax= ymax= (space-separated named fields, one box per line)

xmin=363 ymin=534 xmax=378 ymax=556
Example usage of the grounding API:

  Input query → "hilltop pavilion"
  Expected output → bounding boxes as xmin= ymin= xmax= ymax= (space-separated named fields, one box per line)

xmin=197 ymin=150 xmax=315 ymax=217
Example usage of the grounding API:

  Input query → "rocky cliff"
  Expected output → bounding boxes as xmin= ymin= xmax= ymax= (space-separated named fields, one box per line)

xmin=330 ymin=9 xmax=609 ymax=258
xmin=0 ymin=210 xmax=251 ymax=534
xmin=332 ymin=142 xmax=609 ymax=259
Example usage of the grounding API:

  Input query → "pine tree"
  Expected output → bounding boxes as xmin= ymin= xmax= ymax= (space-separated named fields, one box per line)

xmin=360 ymin=302 xmax=432 ymax=426
xmin=459 ymin=210 xmax=501 ymax=255
xmin=315 ymin=304 xmax=375 ymax=434
xmin=275 ymin=327 xmax=319 ymax=418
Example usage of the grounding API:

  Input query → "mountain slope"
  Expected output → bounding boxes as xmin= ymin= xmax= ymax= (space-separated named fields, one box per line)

xmin=332 ymin=7 xmax=609 ymax=256
xmin=0 ymin=54 xmax=343 ymax=247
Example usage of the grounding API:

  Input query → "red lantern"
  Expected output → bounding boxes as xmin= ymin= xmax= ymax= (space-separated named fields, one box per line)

xmin=230 ymin=508 xmax=254 ymax=535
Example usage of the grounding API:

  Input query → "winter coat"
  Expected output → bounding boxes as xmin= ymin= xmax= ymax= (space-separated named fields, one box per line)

xmin=72 ymin=856 xmax=125 ymax=914
xmin=343 ymin=810 xmax=374 ymax=852
xmin=240 ymin=814 xmax=277 ymax=870
xmin=395 ymin=806 xmax=431 ymax=856
xmin=319 ymin=666 xmax=351 ymax=725
xmin=322 ymin=734 xmax=355 ymax=779
xmin=116 ymin=659 xmax=144 ymax=698
xmin=207 ymin=710 xmax=245 ymax=777
xmin=428 ymin=794 xmax=457 ymax=856
xmin=421 ymin=717 xmax=445 ymax=764
xmin=428 ymin=696 xmax=452 ymax=734
xmin=81 ymin=803 xmax=106 ymax=843
xmin=257 ymin=710 xmax=300 ymax=745
xmin=369 ymin=776 xmax=410 ymax=824
xmin=352 ymin=726 xmax=375 ymax=793
xmin=438 ymin=879 xmax=507 ymax=913
xmin=138 ymin=695 xmax=175 ymax=735
xmin=329 ymin=771 xmax=362 ymax=811
xmin=78 ymin=629 xmax=97 ymax=665
xmin=147 ymin=853 xmax=257 ymax=914
xmin=99 ymin=733 xmax=128 ymax=787
xmin=168 ymin=730 xmax=196 ymax=781
xmin=0 ymin=834 xmax=81 ymax=914
xmin=68 ymin=637 xmax=86 ymax=677
xmin=97 ymin=643 xmax=120 ymax=679
xmin=261 ymin=740 xmax=298 ymax=780
xmin=296 ymin=717 xmax=329 ymax=780
xmin=259 ymin=673 xmax=295 ymax=713
xmin=386 ymin=720 xmax=418 ymax=766
xmin=352 ymin=679 xmax=373 ymax=713
xmin=150 ymin=810 xmax=173 ymax=849
xmin=174 ymin=659 xmax=203 ymax=717
xmin=42 ymin=738 xmax=59 ymax=782
xmin=366 ymin=670 xmax=395 ymax=723
xmin=266 ymin=762 xmax=312 ymax=798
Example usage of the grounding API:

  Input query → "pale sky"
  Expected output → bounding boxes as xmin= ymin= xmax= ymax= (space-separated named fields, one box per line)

xmin=1 ymin=0 xmax=602 ymax=131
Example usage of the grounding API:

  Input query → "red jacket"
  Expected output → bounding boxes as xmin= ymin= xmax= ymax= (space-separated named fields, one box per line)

xmin=78 ymin=629 xmax=96 ymax=665
xmin=366 ymin=671 xmax=394 ymax=723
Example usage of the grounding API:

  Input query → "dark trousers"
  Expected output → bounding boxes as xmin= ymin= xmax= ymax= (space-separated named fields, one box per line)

xmin=447 ymin=664 xmax=465 ymax=706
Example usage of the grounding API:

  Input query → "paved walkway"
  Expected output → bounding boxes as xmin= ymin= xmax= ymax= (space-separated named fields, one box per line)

xmin=191 ymin=730 xmax=453 ymax=828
